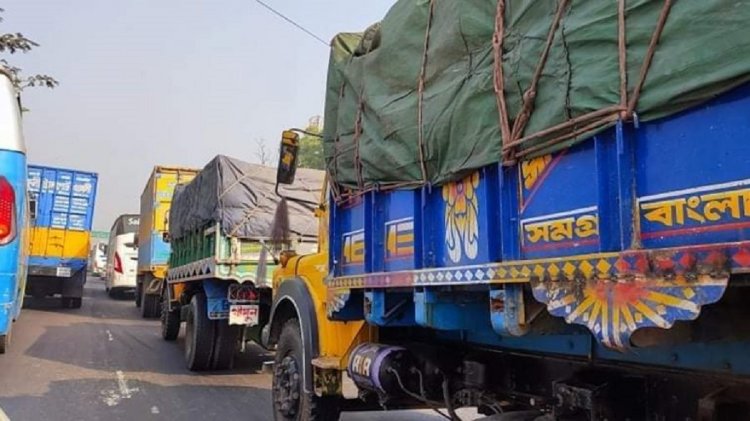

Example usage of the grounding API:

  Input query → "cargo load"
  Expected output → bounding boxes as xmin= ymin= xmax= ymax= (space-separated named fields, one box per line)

xmin=323 ymin=0 xmax=750 ymax=192
xmin=161 ymin=155 xmax=323 ymax=372
xmin=169 ymin=154 xmax=323 ymax=241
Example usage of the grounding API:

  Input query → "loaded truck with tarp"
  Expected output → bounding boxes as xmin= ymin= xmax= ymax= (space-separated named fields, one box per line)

xmin=162 ymin=155 xmax=321 ymax=370
xmin=27 ymin=165 xmax=97 ymax=309
xmin=0 ymin=68 xmax=28 ymax=353
xmin=136 ymin=166 xmax=198 ymax=318
xmin=265 ymin=1 xmax=750 ymax=420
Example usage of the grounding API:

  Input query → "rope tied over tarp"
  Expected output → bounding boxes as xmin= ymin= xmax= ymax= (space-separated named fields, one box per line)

xmin=496 ymin=0 xmax=674 ymax=164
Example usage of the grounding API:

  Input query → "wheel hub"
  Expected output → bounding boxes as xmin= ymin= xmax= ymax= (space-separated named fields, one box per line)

xmin=274 ymin=355 xmax=301 ymax=418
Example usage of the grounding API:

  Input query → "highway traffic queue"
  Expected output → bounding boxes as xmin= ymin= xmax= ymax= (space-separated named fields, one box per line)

xmin=5 ymin=1 xmax=750 ymax=419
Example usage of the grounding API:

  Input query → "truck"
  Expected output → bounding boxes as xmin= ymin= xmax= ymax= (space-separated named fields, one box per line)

xmin=160 ymin=155 xmax=321 ymax=370
xmin=265 ymin=2 xmax=750 ymax=420
xmin=0 ymin=68 xmax=28 ymax=353
xmin=136 ymin=166 xmax=198 ymax=318
xmin=27 ymin=165 xmax=98 ymax=309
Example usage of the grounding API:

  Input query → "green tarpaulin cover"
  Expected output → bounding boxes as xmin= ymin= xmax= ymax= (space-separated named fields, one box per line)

xmin=323 ymin=0 xmax=750 ymax=192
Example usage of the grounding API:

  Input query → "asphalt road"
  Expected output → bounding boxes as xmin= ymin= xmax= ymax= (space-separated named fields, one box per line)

xmin=0 ymin=278 xmax=478 ymax=421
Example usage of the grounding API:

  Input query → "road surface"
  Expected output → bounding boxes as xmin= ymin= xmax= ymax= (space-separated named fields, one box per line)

xmin=0 ymin=278 xmax=478 ymax=420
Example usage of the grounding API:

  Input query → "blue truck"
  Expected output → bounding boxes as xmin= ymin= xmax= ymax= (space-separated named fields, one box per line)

xmin=0 ymin=69 xmax=28 ymax=354
xmin=264 ymin=3 xmax=750 ymax=420
xmin=27 ymin=165 xmax=98 ymax=309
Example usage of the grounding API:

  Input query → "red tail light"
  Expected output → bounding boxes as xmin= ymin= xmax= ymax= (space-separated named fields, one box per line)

xmin=0 ymin=177 xmax=16 ymax=245
xmin=114 ymin=252 xmax=123 ymax=274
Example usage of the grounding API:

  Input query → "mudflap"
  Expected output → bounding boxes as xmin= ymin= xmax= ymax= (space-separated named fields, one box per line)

xmin=145 ymin=274 xmax=164 ymax=296
xmin=202 ymin=280 xmax=229 ymax=320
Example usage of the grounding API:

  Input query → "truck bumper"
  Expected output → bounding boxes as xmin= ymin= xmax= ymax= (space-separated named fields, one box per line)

xmin=28 ymin=264 xmax=73 ymax=278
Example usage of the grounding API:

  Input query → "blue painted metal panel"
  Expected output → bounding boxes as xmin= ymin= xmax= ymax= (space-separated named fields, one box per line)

xmin=334 ymin=198 xmax=366 ymax=276
xmin=373 ymin=190 xmax=420 ymax=273
xmin=150 ymin=233 xmax=171 ymax=266
xmin=27 ymin=165 xmax=97 ymax=231
xmin=203 ymin=280 xmax=229 ymax=320
xmin=0 ymin=149 xmax=27 ymax=335
xmin=517 ymin=144 xmax=600 ymax=258
xmin=635 ymin=84 xmax=750 ymax=249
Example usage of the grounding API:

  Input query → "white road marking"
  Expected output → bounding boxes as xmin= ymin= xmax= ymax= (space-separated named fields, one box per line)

xmin=101 ymin=371 xmax=140 ymax=407
xmin=151 ymin=406 xmax=160 ymax=414
xmin=0 ymin=406 xmax=10 ymax=421
xmin=105 ymin=330 xmax=113 ymax=341
xmin=116 ymin=370 xmax=135 ymax=398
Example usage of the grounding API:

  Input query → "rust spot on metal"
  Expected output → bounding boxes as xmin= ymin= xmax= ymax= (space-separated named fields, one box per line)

xmin=490 ymin=296 xmax=505 ymax=313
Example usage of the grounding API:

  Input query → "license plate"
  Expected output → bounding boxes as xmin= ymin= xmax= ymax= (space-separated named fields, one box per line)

xmin=229 ymin=304 xmax=259 ymax=326
xmin=56 ymin=267 xmax=72 ymax=278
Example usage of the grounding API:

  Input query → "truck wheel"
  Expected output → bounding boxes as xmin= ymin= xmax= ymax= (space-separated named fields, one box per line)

xmin=62 ymin=297 xmax=82 ymax=309
xmin=135 ymin=282 xmax=142 ymax=308
xmin=273 ymin=319 xmax=341 ymax=421
xmin=211 ymin=323 xmax=239 ymax=370
xmin=141 ymin=288 xmax=160 ymax=318
xmin=0 ymin=329 xmax=10 ymax=354
xmin=161 ymin=288 xmax=180 ymax=341
xmin=185 ymin=293 xmax=215 ymax=371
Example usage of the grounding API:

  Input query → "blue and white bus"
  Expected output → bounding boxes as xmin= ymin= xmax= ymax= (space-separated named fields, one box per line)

xmin=0 ymin=68 xmax=28 ymax=354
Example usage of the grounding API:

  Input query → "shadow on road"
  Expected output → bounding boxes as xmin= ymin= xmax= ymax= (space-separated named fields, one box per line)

xmin=22 ymin=320 xmax=272 ymax=376
xmin=0 ymin=378 xmax=273 ymax=421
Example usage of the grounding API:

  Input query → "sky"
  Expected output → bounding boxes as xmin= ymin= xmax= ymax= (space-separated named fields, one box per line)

xmin=3 ymin=0 xmax=394 ymax=230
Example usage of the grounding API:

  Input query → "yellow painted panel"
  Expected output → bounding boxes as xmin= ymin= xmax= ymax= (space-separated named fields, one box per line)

xmin=28 ymin=227 xmax=90 ymax=259
xmin=154 ymin=171 xmax=196 ymax=232
xmin=275 ymin=252 xmax=372 ymax=363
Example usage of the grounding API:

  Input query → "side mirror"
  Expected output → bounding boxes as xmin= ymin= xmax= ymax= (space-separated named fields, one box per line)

xmin=162 ymin=232 xmax=170 ymax=243
xmin=276 ymin=130 xmax=300 ymax=186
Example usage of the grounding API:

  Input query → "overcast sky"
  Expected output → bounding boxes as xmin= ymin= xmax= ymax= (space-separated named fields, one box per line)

xmin=3 ymin=0 xmax=394 ymax=230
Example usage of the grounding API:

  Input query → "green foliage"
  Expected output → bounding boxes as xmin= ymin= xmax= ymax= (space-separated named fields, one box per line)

xmin=298 ymin=124 xmax=324 ymax=170
xmin=0 ymin=7 xmax=58 ymax=90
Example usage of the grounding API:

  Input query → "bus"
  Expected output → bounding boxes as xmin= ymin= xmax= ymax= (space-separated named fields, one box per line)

xmin=105 ymin=214 xmax=139 ymax=298
xmin=88 ymin=242 xmax=107 ymax=277
xmin=0 ymin=68 xmax=28 ymax=353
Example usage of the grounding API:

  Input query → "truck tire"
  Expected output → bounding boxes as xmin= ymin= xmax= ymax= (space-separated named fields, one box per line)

xmin=185 ymin=293 xmax=215 ymax=371
xmin=135 ymin=281 xmax=142 ymax=308
xmin=62 ymin=297 xmax=82 ymax=309
xmin=161 ymin=287 xmax=180 ymax=341
xmin=211 ymin=323 xmax=239 ymax=370
xmin=273 ymin=319 xmax=341 ymax=421
xmin=0 ymin=329 xmax=10 ymax=354
xmin=141 ymin=287 xmax=160 ymax=318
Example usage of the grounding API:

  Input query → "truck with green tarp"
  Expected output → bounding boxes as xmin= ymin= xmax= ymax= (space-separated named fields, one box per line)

xmin=161 ymin=155 xmax=322 ymax=371
xmin=264 ymin=1 xmax=750 ymax=419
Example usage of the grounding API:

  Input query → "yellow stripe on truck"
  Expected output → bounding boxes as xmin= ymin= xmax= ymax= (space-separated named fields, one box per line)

xmin=29 ymin=227 xmax=91 ymax=259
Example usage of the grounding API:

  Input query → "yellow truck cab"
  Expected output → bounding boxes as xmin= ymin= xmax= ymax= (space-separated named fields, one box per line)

xmin=266 ymin=130 xmax=373 ymax=420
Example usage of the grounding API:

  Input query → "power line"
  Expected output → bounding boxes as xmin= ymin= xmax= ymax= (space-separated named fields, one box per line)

xmin=255 ymin=1 xmax=329 ymax=47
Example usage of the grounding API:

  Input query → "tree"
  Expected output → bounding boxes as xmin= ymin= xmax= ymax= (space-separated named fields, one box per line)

xmin=0 ymin=8 xmax=58 ymax=90
xmin=255 ymin=138 xmax=275 ymax=167
xmin=298 ymin=119 xmax=324 ymax=170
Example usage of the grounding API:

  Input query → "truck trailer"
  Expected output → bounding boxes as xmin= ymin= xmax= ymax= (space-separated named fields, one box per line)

xmin=136 ymin=166 xmax=198 ymax=318
xmin=265 ymin=2 xmax=750 ymax=420
xmin=162 ymin=155 xmax=321 ymax=371
xmin=27 ymin=165 xmax=98 ymax=309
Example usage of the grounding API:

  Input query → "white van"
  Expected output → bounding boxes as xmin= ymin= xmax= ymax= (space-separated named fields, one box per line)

xmin=105 ymin=214 xmax=140 ymax=298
